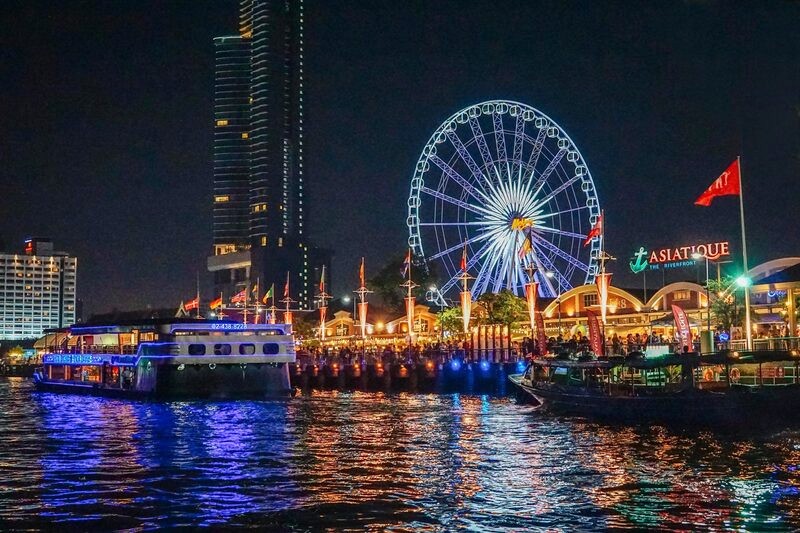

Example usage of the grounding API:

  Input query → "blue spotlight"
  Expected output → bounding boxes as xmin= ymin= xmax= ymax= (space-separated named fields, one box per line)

xmin=450 ymin=359 xmax=461 ymax=371
xmin=480 ymin=360 xmax=491 ymax=372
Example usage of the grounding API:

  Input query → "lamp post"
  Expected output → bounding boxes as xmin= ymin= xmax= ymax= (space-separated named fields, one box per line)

xmin=545 ymin=271 xmax=560 ymax=335
xmin=736 ymin=275 xmax=752 ymax=346
xmin=429 ymin=285 xmax=444 ymax=342
xmin=691 ymin=253 xmax=712 ymax=341
xmin=342 ymin=296 xmax=355 ymax=341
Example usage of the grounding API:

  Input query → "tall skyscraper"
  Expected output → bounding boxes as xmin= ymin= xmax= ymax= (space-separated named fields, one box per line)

xmin=209 ymin=0 xmax=326 ymax=309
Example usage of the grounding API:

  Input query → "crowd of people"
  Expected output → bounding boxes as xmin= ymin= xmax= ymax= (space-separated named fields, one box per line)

xmin=296 ymin=324 xmax=800 ymax=368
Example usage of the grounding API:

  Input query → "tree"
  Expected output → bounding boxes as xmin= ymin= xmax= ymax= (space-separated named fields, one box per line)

xmin=369 ymin=253 xmax=438 ymax=313
xmin=476 ymin=290 xmax=527 ymax=327
xmin=708 ymin=275 xmax=752 ymax=331
xmin=437 ymin=306 xmax=465 ymax=337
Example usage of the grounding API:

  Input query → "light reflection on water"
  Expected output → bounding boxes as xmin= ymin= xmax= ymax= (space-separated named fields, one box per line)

xmin=1 ymin=377 xmax=800 ymax=530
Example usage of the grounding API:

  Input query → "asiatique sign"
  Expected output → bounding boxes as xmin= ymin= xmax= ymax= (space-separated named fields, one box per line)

xmin=629 ymin=241 xmax=730 ymax=274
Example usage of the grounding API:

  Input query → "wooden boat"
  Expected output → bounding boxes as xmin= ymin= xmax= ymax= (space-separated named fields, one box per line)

xmin=509 ymin=351 xmax=800 ymax=424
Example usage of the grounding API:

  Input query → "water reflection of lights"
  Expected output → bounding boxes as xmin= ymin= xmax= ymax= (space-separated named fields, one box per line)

xmin=3 ymin=380 xmax=800 ymax=529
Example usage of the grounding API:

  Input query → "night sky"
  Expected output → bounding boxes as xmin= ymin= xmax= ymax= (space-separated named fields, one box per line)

xmin=1 ymin=1 xmax=798 ymax=316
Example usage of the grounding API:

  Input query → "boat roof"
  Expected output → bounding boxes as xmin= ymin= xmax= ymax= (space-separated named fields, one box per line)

xmin=62 ymin=320 xmax=292 ymax=335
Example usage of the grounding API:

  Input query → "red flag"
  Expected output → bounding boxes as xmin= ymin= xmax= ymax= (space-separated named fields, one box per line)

xmin=209 ymin=296 xmax=223 ymax=310
xmin=359 ymin=257 xmax=365 ymax=287
xmin=583 ymin=214 xmax=603 ymax=247
xmin=671 ymin=304 xmax=693 ymax=352
xmin=231 ymin=289 xmax=247 ymax=303
xmin=184 ymin=297 xmax=199 ymax=311
xmin=694 ymin=159 xmax=740 ymax=206
xmin=460 ymin=245 xmax=467 ymax=271
xmin=319 ymin=265 xmax=326 ymax=292
xmin=586 ymin=309 xmax=605 ymax=356
xmin=283 ymin=273 xmax=290 ymax=299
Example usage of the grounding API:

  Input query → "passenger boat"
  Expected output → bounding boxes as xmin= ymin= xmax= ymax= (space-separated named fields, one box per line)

xmin=32 ymin=320 xmax=295 ymax=399
xmin=509 ymin=351 xmax=800 ymax=424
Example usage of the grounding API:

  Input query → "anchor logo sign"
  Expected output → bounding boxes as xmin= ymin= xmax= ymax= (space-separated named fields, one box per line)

xmin=629 ymin=246 xmax=648 ymax=274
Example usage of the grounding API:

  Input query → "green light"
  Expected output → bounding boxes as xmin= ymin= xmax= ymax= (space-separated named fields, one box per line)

xmin=736 ymin=276 xmax=751 ymax=288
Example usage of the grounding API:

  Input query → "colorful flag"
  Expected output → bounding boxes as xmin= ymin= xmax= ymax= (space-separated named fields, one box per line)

xmin=517 ymin=230 xmax=533 ymax=259
xmin=251 ymin=282 xmax=259 ymax=295
xmin=359 ymin=257 xmax=366 ymax=288
xmin=460 ymin=245 xmax=468 ymax=271
xmin=401 ymin=250 xmax=411 ymax=278
xmin=319 ymin=265 xmax=326 ymax=292
xmin=184 ymin=297 xmax=199 ymax=311
xmin=586 ymin=309 xmax=604 ymax=356
xmin=583 ymin=213 xmax=603 ymax=247
xmin=209 ymin=296 xmax=223 ymax=310
xmin=694 ymin=159 xmax=740 ymax=206
xmin=231 ymin=289 xmax=247 ymax=303
xmin=671 ymin=304 xmax=693 ymax=352
xmin=262 ymin=284 xmax=274 ymax=304
xmin=283 ymin=272 xmax=290 ymax=299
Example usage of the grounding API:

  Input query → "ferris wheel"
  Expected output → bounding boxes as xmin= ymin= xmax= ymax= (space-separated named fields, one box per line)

xmin=407 ymin=100 xmax=601 ymax=299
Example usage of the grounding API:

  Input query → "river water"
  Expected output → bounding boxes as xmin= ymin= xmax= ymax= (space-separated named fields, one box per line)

xmin=2 ymin=377 xmax=800 ymax=531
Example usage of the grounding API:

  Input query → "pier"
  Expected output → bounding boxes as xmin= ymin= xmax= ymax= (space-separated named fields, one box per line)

xmin=289 ymin=359 xmax=527 ymax=395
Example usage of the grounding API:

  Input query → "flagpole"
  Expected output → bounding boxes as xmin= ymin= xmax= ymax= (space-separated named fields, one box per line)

xmin=738 ymin=155 xmax=752 ymax=350
xmin=243 ymin=279 xmax=249 ymax=325
xmin=255 ymin=276 xmax=261 ymax=324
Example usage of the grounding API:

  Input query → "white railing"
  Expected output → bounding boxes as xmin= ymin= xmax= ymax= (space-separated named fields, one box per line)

xmin=727 ymin=337 xmax=800 ymax=352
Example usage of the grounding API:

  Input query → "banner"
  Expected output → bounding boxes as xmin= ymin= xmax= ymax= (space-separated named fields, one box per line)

xmin=535 ymin=311 xmax=548 ymax=355
xmin=460 ymin=290 xmax=472 ymax=334
xmin=358 ymin=301 xmax=368 ymax=338
xmin=671 ymin=304 xmax=693 ymax=352
xmin=405 ymin=296 xmax=415 ymax=336
xmin=586 ymin=309 xmax=604 ymax=356
xmin=184 ymin=297 xmax=199 ymax=311
xmin=320 ymin=306 xmax=327 ymax=340
xmin=595 ymin=272 xmax=612 ymax=325
xmin=524 ymin=281 xmax=538 ymax=332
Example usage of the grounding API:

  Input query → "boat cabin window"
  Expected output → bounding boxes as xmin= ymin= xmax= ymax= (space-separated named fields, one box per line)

xmin=188 ymin=344 xmax=206 ymax=356
xmin=140 ymin=343 xmax=179 ymax=356
xmin=214 ymin=344 xmax=232 ymax=355
xmin=262 ymin=343 xmax=280 ymax=355
xmin=239 ymin=343 xmax=256 ymax=355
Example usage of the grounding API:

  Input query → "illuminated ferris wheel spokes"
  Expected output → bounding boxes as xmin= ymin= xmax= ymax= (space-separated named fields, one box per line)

xmin=407 ymin=100 xmax=601 ymax=300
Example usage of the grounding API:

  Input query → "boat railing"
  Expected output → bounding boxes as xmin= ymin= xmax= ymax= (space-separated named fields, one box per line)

xmin=727 ymin=337 xmax=800 ymax=352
